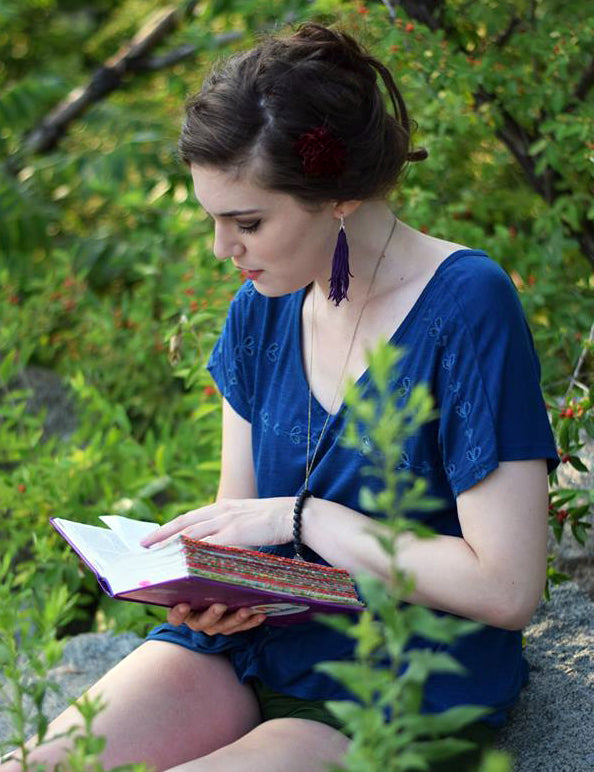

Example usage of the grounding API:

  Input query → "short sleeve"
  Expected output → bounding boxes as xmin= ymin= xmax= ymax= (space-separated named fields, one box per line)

xmin=436 ymin=258 xmax=559 ymax=497
xmin=206 ymin=284 xmax=256 ymax=422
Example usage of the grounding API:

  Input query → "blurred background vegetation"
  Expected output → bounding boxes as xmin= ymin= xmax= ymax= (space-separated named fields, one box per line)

xmin=0 ymin=0 xmax=592 ymax=642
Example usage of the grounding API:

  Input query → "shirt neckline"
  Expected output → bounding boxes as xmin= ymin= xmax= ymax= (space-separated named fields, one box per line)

xmin=292 ymin=248 xmax=488 ymax=418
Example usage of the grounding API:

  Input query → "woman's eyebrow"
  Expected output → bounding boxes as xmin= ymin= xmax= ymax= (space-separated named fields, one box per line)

xmin=214 ymin=208 xmax=263 ymax=217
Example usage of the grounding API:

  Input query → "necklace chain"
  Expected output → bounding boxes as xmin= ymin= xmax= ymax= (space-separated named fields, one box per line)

xmin=303 ymin=217 xmax=398 ymax=490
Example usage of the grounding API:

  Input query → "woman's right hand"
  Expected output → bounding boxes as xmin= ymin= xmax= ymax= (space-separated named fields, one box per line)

xmin=167 ymin=603 xmax=267 ymax=635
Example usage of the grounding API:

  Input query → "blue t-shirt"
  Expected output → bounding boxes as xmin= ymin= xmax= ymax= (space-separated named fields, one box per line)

xmin=147 ymin=249 xmax=559 ymax=727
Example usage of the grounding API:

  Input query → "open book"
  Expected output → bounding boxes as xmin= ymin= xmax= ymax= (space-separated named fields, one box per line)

xmin=51 ymin=515 xmax=364 ymax=626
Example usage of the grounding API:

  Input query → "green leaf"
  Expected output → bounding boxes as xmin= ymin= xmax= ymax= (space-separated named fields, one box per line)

xmin=568 ymin=456 xmax=589 ymax=473
xmin=136 ymin=476 xmax=171 ymax=500
xmin=405 ymin=705 xmax=492 ymax=735
xmin=358 ymin=486 xmax=379 ymax=512
xmin=404 ymin=605 xmax=481 ymax=643
xmin=401 ymin=649 xmax=468 ymax=681
xmin=409 ymin=736 xmax=479 ymax=762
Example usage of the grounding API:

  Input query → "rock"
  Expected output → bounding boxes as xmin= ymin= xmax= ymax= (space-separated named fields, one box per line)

xmin=495 ymin=582 xmax=594 ymax=771
xmin=0 ymin=365 xmax=78 ymax=444
xmin=1 ymin=586 xmax=592 ymax=770
xmin=0 ymin=632 xmax=142 ymax=749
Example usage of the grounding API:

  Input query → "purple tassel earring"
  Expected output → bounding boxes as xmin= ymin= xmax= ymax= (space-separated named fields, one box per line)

xmin=328 ymin=214 xmax=353 ymax=306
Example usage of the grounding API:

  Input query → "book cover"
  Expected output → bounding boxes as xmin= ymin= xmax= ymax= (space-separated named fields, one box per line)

xmin=51 ymin=516 xmax=364 ymax=626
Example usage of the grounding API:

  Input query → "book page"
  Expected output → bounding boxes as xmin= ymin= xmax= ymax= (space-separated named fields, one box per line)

xmin=52 ymin=518 xmax=131 ymax=575
xmin=99 ymin=515 xmax=158 ymax=552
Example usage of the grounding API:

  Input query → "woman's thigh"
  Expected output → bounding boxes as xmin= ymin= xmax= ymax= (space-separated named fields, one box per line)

xmin=6 ymin=640 xmax=261 ymax=772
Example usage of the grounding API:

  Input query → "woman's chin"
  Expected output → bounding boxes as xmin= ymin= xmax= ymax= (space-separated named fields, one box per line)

xmin=251 ymin=276 xmax=310 ymax=297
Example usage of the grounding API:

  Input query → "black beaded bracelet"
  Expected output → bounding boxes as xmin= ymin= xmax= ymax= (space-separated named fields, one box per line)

xmin=293 ymin=487 xmax=311 ymax=560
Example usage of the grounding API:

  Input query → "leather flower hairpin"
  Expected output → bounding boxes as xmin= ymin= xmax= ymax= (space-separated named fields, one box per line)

xmin=293 ymin=126 xmax=346 ymax=176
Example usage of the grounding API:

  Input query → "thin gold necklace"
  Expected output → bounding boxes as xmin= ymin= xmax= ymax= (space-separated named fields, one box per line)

xmin=303 ymin=216 xmax=398 ymax=492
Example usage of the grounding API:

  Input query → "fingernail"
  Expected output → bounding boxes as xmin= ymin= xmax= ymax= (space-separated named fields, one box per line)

xmin=140 ymin=531 xmax=158 ymax=547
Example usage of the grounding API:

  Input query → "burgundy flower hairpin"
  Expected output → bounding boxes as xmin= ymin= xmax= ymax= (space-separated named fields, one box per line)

xmin=293 ymin=126 xmax=346 ymax=176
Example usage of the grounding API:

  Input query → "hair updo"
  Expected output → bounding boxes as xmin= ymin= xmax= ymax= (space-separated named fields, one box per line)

xmin=178 ymin=22 xmax=427 ymax=205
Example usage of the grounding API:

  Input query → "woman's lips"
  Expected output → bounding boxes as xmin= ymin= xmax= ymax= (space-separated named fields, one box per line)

xmin=240 ymin=269 xmax=264 ymax=280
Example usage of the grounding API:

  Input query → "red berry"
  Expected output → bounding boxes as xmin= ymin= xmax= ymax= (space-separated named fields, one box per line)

xmin=405 ymin=22 xmax=415 ymax=32
xmin=556 ymin=509 xmax=568 ymax=524
xmin=565 ymin=407 xmax=574 ymax=418
xmin=203 ymin=385 xmax=217 ymax=397
xmin=17 ymin=484 xmax=26 ymax=494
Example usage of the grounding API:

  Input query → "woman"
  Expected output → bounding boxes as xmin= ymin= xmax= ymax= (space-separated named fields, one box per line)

xmin=5 ymin=22 xmax=558 ymax=772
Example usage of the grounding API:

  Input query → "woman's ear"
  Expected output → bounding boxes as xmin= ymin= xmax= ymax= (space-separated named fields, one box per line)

xmin=332 ymin=200 xmax=363 ymax=219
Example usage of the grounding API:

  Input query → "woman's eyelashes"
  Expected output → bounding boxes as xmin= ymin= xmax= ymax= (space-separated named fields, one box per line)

xmin=237 ymin=220 xmax=261 ymax=234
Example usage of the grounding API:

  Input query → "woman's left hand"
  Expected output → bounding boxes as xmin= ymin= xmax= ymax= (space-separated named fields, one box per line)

xmin=139 ymin=497 xmax=296 ymax=549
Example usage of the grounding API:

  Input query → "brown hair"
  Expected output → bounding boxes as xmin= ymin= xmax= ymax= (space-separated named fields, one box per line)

xmin=178 ymin=22 xmax=427 ymax=204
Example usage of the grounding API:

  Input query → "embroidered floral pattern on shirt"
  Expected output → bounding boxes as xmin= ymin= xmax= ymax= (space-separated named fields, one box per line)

xmin=266 ymin=342 xmax=280 ymax=362
xmin=422 ymin=307 xmax=486 ymax=487
xmin=233 ymin=335 xmax=255 ymax=359
xmin=442 ymin=353 xmax=456 ymax=372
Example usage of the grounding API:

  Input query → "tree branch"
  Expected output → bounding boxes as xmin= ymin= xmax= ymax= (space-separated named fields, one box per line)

xmin=380 ymin=0 xmax=397 ymax=23
xmin=394 ymin=0 xmax=442 ymax=32
xmin=22 ymin=2 xmax=199 ymax=156
xmin=495 ymin=16 xmax=521 ymax=49
xmin=574 ymin=57 xmax=594 ymax=104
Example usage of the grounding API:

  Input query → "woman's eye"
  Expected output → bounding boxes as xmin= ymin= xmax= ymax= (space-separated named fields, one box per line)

xmin=237 ymin=220 xmax=261 ymax=234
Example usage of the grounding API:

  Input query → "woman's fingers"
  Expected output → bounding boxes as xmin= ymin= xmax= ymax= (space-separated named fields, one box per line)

xmin=167 ymin=603 xmax=266 ymax=634
xmin=141 ymin=505 xmax=219 ymax=547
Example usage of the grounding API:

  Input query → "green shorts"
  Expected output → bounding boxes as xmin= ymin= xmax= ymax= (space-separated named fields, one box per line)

xmin=250 ymin=679 xmax=497 ymax=771
xmin=250 ymin=678 xmax=344 ymax=733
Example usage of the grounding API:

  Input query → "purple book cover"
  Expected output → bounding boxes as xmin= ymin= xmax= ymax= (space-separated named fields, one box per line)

xmin=51 ymin=517 xmax=364 ymax=627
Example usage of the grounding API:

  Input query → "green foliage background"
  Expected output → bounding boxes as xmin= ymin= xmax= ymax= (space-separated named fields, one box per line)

xmin=0 ymin=0 xmax=592 ymax=637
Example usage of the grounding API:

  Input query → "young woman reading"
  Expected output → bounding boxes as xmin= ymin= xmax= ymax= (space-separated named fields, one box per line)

xmin=3 ymin=22 xmax=559 ymax=772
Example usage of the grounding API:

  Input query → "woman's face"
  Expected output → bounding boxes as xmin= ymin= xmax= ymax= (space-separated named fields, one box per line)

xmin=190 ymin=163 xmax=338 ymax=296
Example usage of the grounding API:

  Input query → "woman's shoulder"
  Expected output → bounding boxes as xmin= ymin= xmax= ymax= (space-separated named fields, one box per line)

xmin=405 ymin=232 xmax=525 ymax=335
xmin=399 ymin=226 xmax=514 ymax=305
xmin=440 ymin=249 xmax=515 ymax=296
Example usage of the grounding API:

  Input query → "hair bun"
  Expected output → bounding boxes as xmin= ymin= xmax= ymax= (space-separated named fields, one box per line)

xmin=290 ymin=22 xmax=373 ymax=75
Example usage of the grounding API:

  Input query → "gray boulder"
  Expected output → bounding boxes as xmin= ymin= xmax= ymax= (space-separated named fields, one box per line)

xmin=0 ymin=632 xmax=142 ymax=750
xmin=495 ymin=581 xmax=594 ymax=771
xmin=0 ymin=365 xmax=78 ymax=444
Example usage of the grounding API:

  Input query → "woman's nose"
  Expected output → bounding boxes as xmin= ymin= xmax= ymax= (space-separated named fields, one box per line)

xmin=212 ymin=225 xmax=245 ymax=261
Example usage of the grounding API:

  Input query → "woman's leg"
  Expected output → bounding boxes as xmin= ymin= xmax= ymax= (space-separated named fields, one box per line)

xmin=1 ymin=640 xmax=261 ymax=772
xmin=166 ymin=717 xmax=351 ymax=772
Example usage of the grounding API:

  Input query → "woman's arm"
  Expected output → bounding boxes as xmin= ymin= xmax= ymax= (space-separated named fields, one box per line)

xmin=151 ymin=398 xmax=548 ymax=632
xmin=301 ymin=459 xmax=550 ymax=631
xmin=217 ymin=398 xmax=257 ymax=500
